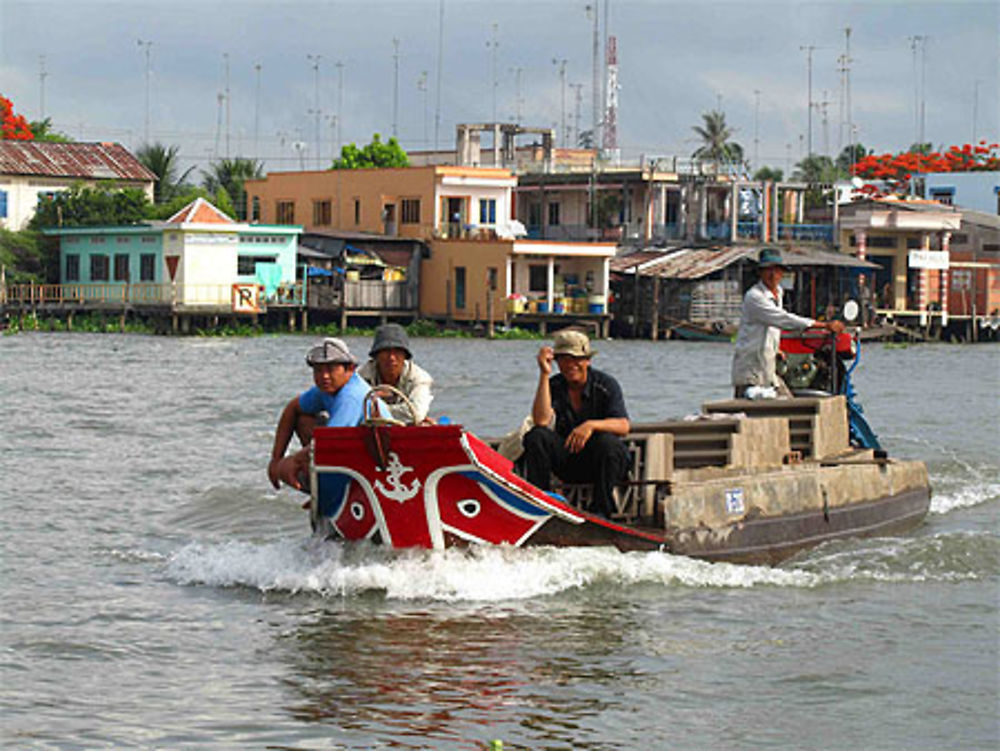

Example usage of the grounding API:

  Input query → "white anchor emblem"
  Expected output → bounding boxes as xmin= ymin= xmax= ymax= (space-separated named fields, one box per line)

xmin=374 ymin=451 xmax=421 ymax=503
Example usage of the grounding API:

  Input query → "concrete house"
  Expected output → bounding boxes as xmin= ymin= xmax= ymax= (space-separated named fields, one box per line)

xmin=245 ymin=165 xmax=616 ymax=327
xmin=838 ymin=196 xmax=1000 ymax=327
xmin=45 ymin=197 xmax=301 ymax=308
xmin=0 ymin=141 xmax=155 ymax=230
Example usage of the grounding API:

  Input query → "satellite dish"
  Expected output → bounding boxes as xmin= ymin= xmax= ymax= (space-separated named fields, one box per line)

xmin=843 ymin=299 xmax=860 ymax=322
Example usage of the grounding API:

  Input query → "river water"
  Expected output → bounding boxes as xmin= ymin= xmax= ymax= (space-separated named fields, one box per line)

xmin=1 ymin=332 xmax=997 ymax=750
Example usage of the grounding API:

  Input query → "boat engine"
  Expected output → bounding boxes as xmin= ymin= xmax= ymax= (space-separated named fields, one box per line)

xmin=778 ymin=320 xmax=882 ymax=451
xmin=778 ymin=329 xmax=856 ymax=395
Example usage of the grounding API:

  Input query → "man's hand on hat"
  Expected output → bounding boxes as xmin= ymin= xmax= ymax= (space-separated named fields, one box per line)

xmin=537 ymin=346 xmax=554 ymax=376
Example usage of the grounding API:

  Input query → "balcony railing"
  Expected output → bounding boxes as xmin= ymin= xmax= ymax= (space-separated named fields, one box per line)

xmin=2 ymin=282 xmax=305 ymax=308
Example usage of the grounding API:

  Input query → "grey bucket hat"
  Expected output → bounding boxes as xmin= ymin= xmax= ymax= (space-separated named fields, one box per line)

xmin=305 ymin=337 xmax=358 ymax=366
xmin=369 ymin=323 xmax=412 ymax=359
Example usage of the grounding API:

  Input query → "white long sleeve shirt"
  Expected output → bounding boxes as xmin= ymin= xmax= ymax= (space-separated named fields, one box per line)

xmin=731 ymin=281 xmax=815 ymax=388
xmin=359 ymin=358 xmax=434 ymax=422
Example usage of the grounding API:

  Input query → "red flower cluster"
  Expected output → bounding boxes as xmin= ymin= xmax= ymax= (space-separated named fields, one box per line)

xmin=852 ymin=142 xmax=1000 ymax=197
xmin=1 ymin=94 xmax=33 ymax=140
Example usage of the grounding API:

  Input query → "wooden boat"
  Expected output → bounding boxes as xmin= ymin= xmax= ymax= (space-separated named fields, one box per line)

xmin=307 ymin=412 xmax=929 ymax=565
xmin=664 ymin=317 xmax=736 ymax=343
xmin=304 ymin=329 xmax=930 ymax=565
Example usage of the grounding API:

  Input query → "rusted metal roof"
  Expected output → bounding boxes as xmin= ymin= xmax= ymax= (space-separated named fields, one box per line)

xmin=615 ymin=246 xmax=756 ymax=279
xmin=608 ymin=249 xmax=668 ymax=272
xmin=614 ymin=244 xmax=878 ymax=278
xmin=0 ymin=141 xmax=155 ymax=182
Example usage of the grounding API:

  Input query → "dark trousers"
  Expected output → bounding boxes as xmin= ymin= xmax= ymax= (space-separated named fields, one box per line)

xmin=521 ymin=426 xmax=629 ymax=517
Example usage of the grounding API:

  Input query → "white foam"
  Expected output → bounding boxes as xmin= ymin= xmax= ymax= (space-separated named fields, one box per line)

xmin=929 ymin=479 xmax=1000 ymax=515
xmin=165 ymin=538 xmax=826 ymax=601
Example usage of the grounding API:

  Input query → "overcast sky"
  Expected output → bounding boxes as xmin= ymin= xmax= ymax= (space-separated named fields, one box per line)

xmin=2 ymin=0 xmax=997 ymax=178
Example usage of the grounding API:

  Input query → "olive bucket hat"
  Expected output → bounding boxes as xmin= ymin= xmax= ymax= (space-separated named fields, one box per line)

xmin=552 ymin=329 xmax=595 ymax=358
xmin=369 ymin=323 xmax=412 ymax=359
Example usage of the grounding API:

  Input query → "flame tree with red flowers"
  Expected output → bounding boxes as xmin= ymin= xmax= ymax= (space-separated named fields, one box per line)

xmin=1 ymin=94 xmax=34 ymax=140
xmin=852 ymin=142 xmax=1000 ymax=198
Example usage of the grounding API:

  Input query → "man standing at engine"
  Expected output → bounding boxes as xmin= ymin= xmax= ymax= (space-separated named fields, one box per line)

xmin=732 ymin=248 xmax=844 ymax=398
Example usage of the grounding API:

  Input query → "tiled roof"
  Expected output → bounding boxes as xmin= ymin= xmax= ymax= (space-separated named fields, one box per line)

xmin=0 ymin=141 xmax=155 ymax=182
xmin=166 ymin=197 xmax=235 ymax=224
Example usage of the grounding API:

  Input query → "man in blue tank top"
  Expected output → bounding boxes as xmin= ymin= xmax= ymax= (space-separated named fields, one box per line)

xmin=268 ymin=337 xmax=379 ymax=490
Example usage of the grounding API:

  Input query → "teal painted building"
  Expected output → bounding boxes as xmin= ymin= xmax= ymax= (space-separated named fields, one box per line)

xmin=45 ymin=198 xmax=302 ymax=306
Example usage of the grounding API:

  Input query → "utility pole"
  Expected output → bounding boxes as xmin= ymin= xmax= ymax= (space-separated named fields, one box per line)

xmin=972 ymin=79 xmax=981 ymax=144
xmin=586 ymin=3 xmax=600 ymax=150
xmin=308 ymin=54 xmax=322 ymax=168
xmin=434 ymin=0 xmax=445 ymax=152
xmin=570 ymin=82 xmax=584 ymax=147
xmin=253 ymin=62 xmax=261 ymax=161
xmin=487 ymin=22 xmax=499 ymax=124
xmin=753 ymin=88 xmax=760 ymax=171
xmin=552 ymin=58 xmax=567 ymax=147
xmin=910 ymin=35 xmax=929 ymax=147
xmin=223 ymin=52 xmax=231 ymax=158
xmin=843 ymin=27 xmax=853 ymax=173
xmin=391 ymin=39 xmax=400 ymax=140
xmin=38 ymin=55 xmax=47 ymax=120
xmin=799 ymin=44 xmax=816 ymax=157
xmin=137 ymin=39 xmax=153 ymax=145
xmin=335 ymin=61 xmax=344 ymax=155
xmin=417 ymin=71 xmax=429 ymax=147
xmin=509 ymin=66 xmax=524 ymax=123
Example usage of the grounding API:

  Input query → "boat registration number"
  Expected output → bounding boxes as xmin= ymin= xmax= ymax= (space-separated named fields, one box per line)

xmin=725 ymin=488 xmax=746 ymax=515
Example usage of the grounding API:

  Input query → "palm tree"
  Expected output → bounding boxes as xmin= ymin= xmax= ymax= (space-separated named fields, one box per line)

xmin=691 ymin=110 xmax=744 ymax=172
xmin=793 ymin=154 xmax=837 ymax=183
xmin=137 ymin=143 xmax=195 ymax=204
xmin=202 ymin=157 xmax=264 ymax=220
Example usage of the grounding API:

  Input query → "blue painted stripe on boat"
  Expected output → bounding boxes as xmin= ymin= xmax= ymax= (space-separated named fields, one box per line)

xmin=459 ymin=471 xmax=549 ymax=518
xmin=317 ymin=472 xmax=351 ymax=517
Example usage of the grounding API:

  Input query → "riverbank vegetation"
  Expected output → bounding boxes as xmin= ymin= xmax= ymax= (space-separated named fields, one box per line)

xmin=3 ymin=312 xmax=542 ymax=341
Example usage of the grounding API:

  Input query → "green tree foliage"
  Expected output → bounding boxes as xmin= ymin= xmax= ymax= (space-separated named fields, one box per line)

xmin=331 ymin=133 xmax=409 ymax=170
xmin=28 ymin=182 xmax=150 ymax=230
xmin=836 ymin=143 xmax=868 ymax=174
xmin=0 ymin=228 xmax=45 ymax=283
xmin=753 ymin=166 xmax=783 ymax=182
xmin=201 ymin=157 xmax=263 ymax=220
xmin=691 ymin=111 xmax=744 ymax=170
xmin=793 ymin=154 xmax=838 ymax=184
xmin=27 ymin=118 xmax=72 ymax=142
xmin=137 ymin=142 xmax=196 ymax=204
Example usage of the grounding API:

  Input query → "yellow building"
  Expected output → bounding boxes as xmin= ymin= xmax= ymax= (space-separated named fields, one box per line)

xmin=245 ymin=165 xmax=616 ymax=325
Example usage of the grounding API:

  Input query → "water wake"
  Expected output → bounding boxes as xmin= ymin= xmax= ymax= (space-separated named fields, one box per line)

xmin=163 ymin=527 xmax=997 ymax=602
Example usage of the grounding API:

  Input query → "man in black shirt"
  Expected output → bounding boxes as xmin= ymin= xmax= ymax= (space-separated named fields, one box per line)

xmin=521 ymin=329 xmax=631 ymax=517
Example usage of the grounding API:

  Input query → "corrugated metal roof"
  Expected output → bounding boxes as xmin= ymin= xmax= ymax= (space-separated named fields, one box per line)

xmin=614 ymin=244 xmax=878 ymax=278
xmin=0 ymin=141 xmax=155 ymax=182
xmin=635 ymin=246 xmax=757 ymax=279
xmin=781 ymin=247 xmax=879 ymax=269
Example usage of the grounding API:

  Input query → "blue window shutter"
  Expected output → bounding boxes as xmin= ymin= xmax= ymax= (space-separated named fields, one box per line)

xmin=0 ymin=190 xmax=7 ymax=218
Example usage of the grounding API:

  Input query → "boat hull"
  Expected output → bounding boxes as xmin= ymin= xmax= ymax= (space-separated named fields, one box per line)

xmin=308 ymin=424 xmax=929 ymax=563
